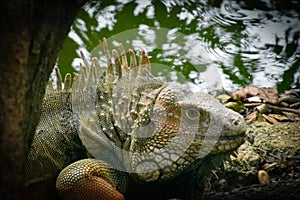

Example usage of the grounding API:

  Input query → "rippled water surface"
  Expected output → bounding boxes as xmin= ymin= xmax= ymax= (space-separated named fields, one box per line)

xmin=58 ymin=0 xmax=300 ymax=93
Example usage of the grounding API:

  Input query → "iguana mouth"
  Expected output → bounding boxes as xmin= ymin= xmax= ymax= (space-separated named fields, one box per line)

xmin=221 ymin=125 xmax=247 ymax=138
xmin=215 ymin=122 xmax=247 ymax=149
xmin=190 ymin=128 xmax=246 ymax=156
xmin=214 ymin=133 xmax=246 ymax=153
xmin=219 ymin=132 xmax=246 ymax=141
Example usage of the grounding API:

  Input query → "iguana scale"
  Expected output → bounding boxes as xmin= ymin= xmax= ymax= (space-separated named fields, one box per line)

xmin=25 ymin=38 xmax=246 ymax=200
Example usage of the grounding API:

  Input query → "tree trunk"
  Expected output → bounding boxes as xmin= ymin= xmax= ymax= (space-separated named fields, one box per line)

xmin=0 ymin=0 xmax=87 ymax=199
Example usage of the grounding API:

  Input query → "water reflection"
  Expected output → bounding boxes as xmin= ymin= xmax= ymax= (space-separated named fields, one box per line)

xmin=58 ymin=0 xmax=300 ymax=93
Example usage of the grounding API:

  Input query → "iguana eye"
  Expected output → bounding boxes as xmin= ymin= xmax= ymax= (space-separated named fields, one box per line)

xmin=184 ymin=107 xmax=200 ymax=120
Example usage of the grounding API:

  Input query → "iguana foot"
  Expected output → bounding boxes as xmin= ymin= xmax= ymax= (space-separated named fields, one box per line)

xmin=56 ymin=159 xmax=127 ymax=200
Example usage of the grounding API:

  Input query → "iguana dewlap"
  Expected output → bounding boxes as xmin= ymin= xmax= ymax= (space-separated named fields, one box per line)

xmin=26 ymin=38 xmax=246 ymax=200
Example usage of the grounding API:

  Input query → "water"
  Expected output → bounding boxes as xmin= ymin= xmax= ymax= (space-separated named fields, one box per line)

xmin=58 ymin=0 xmax=300 ymax=93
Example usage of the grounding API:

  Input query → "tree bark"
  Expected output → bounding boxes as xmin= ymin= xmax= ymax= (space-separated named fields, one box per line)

xmin=0 ymin=0 xmax=87 ymax=199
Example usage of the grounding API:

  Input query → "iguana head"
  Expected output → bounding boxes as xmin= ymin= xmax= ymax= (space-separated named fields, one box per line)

xmin=126 ymin=75 xmax=246 ymax=182
xmin=71 ymin=38 xmax=246 ymax=183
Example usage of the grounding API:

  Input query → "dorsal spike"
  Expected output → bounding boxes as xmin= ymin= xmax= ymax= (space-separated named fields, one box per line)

xmin=138 ymin=50 xmax=151 ymax=76
xmin=54 ymin=66 xmax=63 ymax=91
xmin=80 ymin=62 xmax=86 ymax=81
xmin=112 ymin=49 xmax=122 ymax=79
xmin=73 ymin=73 xmax=79 ymax=84
xmin=92 ymin=57 xmax=102 ymax=81
xmin=45 ymin=80 xmax=54 ymax=94
xmin=140 ymin=50 xmax=151 ymax=69
xmin=129 ymin=49 xmax=138 ymax=77
xmin=119 ymin=43 xmax=129 ymax=73
xmin=86 ymin=60 xmax=95 ymax=88
xmin=72 ymin=72 xmax=83 ymax=91
xmin=80 ymin=51 xmax=90 ymax=68
xmin=63 ymin=73 xmax=72 ymax=91
xmin=74 ymin=63 xmax=86 ymax=90
xmin=103 ymin=37 xmax=114 ymax=85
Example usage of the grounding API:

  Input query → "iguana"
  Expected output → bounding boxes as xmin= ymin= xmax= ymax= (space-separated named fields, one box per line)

xmin=25 ymin=38 xmax=246 ymax=200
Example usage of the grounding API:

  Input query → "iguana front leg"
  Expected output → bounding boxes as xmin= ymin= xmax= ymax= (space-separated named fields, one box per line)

xmin=56 ymin=159 xmax=128 ymax=200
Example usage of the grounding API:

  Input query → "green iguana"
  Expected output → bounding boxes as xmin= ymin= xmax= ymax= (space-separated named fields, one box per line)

xmin=25 ymin=38 xmax=246 ymax=200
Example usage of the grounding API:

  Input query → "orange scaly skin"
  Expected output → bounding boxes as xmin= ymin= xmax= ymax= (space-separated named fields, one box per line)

xmin=56 ymin=159 xmax=126 ymax=200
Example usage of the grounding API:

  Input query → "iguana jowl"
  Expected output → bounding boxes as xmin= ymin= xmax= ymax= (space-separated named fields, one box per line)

xmin=26 ymin=38 xmax=246 ymax=200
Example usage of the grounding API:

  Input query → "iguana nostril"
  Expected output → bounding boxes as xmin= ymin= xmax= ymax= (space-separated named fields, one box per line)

xmin=232 ymin=119 xmax=241 ymax=126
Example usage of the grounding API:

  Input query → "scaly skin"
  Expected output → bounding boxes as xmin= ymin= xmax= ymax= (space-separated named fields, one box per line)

xmin=26 ymin=38 xmax=246 ymax=200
